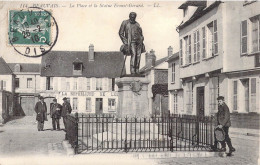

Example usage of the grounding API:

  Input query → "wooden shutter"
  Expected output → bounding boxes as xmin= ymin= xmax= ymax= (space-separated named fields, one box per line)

xmin=241 ymin=20 xmax=248 ymax=54
xmin=92 ymin=78 xmax=96 ymax=91
xmin=180 ymin=39 xmax=183 ymax=65
xmin=213 ymin=20 xmax=218 ymax=55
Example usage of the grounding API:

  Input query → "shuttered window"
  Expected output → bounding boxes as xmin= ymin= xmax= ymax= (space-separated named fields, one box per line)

xmin=202 ymin=26 xmax=207 ymax=59
xmin=180 ymin=39 xmax=183 ymax=65
xmin=233 ymin=81 xmax=238 ymax=111
xmin=241 ymin=20 xmax=248 ymax=54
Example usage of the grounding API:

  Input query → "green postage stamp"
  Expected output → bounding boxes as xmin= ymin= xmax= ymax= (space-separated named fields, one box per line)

xmin=8 ymin=7 xmax=58 ymax=57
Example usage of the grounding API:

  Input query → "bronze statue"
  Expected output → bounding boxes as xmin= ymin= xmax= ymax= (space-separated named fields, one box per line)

xmin=119 ymin=12 xmax=146 ymax=75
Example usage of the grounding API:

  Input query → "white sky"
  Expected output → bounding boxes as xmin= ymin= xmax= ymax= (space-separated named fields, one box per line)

xmin=0 ymin=1 xmax=183 ymax=68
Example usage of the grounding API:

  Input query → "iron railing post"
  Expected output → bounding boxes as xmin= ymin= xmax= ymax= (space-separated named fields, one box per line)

xmin=74 ymin=112 xmax=79 ymax=154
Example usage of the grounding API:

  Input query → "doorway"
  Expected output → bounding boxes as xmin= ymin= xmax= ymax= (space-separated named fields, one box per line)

xmin=196 ymin=87 xmax=205 ymax=118
xmin=20 ymin=96 xmax=35 ymax=116
xmin=95 ymin=98 xmax=103 ymax=115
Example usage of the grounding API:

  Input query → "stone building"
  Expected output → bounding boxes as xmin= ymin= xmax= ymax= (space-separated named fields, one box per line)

xmin=7 ymin=63 xmax=41 ymax=116
xmin=40 ymin=44 xmax=125 ymax=114
xmin=175 ymin=1 xmax=260 ymax=128
xmin=140 ymin=50 xmax=168 ymax=116
xmin=0 ymin=57 xmax=14 ymax=123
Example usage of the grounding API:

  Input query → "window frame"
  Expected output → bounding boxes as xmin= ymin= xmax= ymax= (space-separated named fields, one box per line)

xmin=27 ymin=78 xmax=33 ymax=89
xmin=15 ymin=78 xmax=19 ymax=88
xmin=108 ymin=98 xmax=116 ymax=112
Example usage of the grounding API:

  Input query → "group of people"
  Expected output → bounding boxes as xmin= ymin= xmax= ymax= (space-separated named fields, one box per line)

xmin=34 ymin=96 xmax=72 ymax=131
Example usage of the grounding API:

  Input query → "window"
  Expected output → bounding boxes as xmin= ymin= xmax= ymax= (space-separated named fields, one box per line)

xmin=73 ymin=78 xmax=77 ymax=90
xmin=205 ymin=20 xmax=218 ymax=58
xmin=180 ymin=39 xmax=183 ymax=65
xmin=241 ymin=20 xmax=248 ymax=54
xmin=171 ymin=63 xmax=175 ymax=83
xmin=241 ymin=15 xmax=260 ymax=54
xmin=27 ymin=78 xmax=33 ymax=88
xmin=96 ymin=78 xmax=102 ymax=91
xmin=66 ymin=81 xmax=70 ymax=91
xmin=251 ymin=16 xmax=260 ymax=53
xmin=256 ymin=55 xmax=260 ymax=67
xmin=86 ymin=98 xmax=91 ymax=111
xmin=202 ymin=27 xmax=207 ymax=58
xmin=186 ymin=82 xmax=193 ymax=114
xmin=86 ymin=78 xmax=90 ymax=90
xmin=1 ymin=80 xmax=6 ymax=90
xmin=250 ymin=78 xmax=257 ymax=112
xmin=173 ymin=93 xmax=178 ymax=114
xmin=210 ymin=77 xmax=218 ymax=112
xmin=73 ymin=98 xmax=78 ymax=110
xmin=233 ymin=81 xmax=238 ymax=111
xmin=184 ymin=35 xmax=191 ymax=65
xmin=194 ymin=30 xmax=200 ymax=62
xmin=15 ymin=78 xmax=19 ymax=88
xmin=46 ymin=77 xmax=53 ymax=90
xmin=108 ymin=99 xmax=116 ymax=111
xmin=73 ymin=63 xmax=82 ymax=75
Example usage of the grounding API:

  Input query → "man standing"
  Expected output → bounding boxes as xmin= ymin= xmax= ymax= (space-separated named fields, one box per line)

xmin=50 ymin=98 xmax=62 ymax=131
xmin=211 ymin=96 xmax=235 ymax=155
xmin=119 ymin=12 xmax=146 ymax=74
xmin=35 ymin=96 xmax=47 ymax=131
xmin=61 ymin=97 xmax=72 ymax=131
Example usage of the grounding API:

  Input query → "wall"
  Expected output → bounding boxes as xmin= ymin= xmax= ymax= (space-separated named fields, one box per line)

xmin=0 ymin=90 xmax=13 ymax=123
xmin=14 ymin=74 xmax=40 ymax=93
xmin=168 ymin=58 xmax=181 ymax=90
xmin=223 ymin=1 xmax=260 ymax=72
xmin=0 ymin=75 xmax=13 ymax=92
xmin=179 ymin=5 xmax=224 ymax=78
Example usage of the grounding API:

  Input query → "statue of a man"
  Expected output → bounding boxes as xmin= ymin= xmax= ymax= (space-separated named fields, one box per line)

xmin=119 ymin=12 xmax=146 ymax=74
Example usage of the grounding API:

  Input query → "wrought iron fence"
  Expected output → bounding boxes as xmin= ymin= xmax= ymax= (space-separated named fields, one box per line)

xmin=65 ymin=113 xmax=214 ymax=154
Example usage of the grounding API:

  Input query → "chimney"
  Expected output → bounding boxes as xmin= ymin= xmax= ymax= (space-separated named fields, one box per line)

xmin=145 ymin=49 xmax=156 ymax=66
xmin=89 ymin=44 xmax=94 ymax=61
xmin=168 ymin=46 xmax=173 ymax=57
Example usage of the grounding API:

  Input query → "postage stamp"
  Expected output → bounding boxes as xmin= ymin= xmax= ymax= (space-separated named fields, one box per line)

xmin=8 ymin=7 xmax=58 ymax=57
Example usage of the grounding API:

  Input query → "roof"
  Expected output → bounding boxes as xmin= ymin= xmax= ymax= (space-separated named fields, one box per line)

xmin=0 ymin=57 xmax=13 ymax=75
xmin=140 ymin=56 xmax=168 ymax=73
xmin=166 ymin=52 xmax=179 ymax=62
xmin=8 ymin=63 xmax=40 ymax=73
xmin=40 ymin=51 xmax=125 ymax=78
xmin=178 ymin=1 xmax=207 ymax=9
xmin=177 ymin=1 xmax=222 ymax=30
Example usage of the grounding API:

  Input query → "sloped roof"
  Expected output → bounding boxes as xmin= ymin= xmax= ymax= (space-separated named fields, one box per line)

xmin=8 ymin=63 xmax=40 ymax=73
xmin=140 ymin=56 xmax=168 ymax=73
xmin=166 ymin=52 xmax=179 ymax=62
xmin=177 ymin=1 xmax=222 ymax=30
xmin=0 ymin=57 xmax=13 ymax=75
xmin=178 ymin=1 xmax=207 ymax=9
xmin=41 ymin=51 xmax=125 ymax=78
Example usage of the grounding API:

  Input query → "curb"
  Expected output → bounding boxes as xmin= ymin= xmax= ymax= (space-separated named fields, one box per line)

xmin=62 ymin=140 xmax=75 ymax=156
xmin=133 ymin=151 xmax=220 ymax=159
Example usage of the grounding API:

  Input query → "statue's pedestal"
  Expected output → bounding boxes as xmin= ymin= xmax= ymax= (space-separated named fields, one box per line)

xmin=116 ymin=77 xmax=150 ymax=118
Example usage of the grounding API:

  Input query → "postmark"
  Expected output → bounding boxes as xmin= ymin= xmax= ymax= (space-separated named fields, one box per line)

xmin=8 ymin=7 xmax=58 ymax=57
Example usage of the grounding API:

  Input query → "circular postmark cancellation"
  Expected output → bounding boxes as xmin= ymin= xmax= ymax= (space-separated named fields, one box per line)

xmin=8 ymin=7 xmax=58 ymax=57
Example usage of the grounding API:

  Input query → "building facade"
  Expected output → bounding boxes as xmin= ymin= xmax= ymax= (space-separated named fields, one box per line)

xmin=40 ymin=44 xmax=124 ymax=114
xmin=175 ymin=1 xmax=260 ymax=128
xmin=7 ymin=63 xmax=41 ymax=116
xmin=167 ymin=47 xmax=183 ymax=114
xmin=140 ymin=50 xmax=168 ymax=116
xmin=0 ymin=57 xmax=14 ymax=123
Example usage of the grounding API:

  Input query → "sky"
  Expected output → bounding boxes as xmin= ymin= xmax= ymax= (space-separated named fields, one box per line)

xmin=0 ymin=1 xmax=183 ymax=68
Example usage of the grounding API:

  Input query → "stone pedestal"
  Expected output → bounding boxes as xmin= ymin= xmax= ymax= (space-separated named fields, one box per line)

xmin=116 ymin=77 xmax=150 ymax=118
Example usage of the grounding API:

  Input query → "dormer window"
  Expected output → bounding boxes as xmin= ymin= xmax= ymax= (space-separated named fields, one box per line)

xmin=14 ymin=64 xmax=21 ymax=72
xmin=73 ymin=58 xmax=83 ymax=75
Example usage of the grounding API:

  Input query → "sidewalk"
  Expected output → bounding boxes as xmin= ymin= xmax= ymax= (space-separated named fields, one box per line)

xmin=230 ymin=127 xmax=260 ymax=137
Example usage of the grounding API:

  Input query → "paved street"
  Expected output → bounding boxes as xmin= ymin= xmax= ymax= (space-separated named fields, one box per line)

xmin=0 ymin=116 xmax=259 ymax=165
xmin=154 ymin=134 xmax=260 ymax=165
xmin=0 ymin=116 xmax=66 ymax=157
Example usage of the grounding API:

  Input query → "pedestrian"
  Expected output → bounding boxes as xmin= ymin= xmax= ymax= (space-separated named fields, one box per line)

xmin=61 ymin=97 xmax=72 ymax=131
xmin=34 ymin=96 xmax=47 ymax=131
xmin=50 ymin=98 xmax=62 ymax=131
xmin=211 ymin=96 xmax=236 ymax=155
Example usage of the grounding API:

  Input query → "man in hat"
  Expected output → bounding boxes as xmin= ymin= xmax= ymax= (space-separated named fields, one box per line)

xmin=61 ymin=97 xmax=72 ymax=131
xmin=119 ymin=12 xmax=146 ymax=74
xmin=50 ymin=98 xmax=62 ymax=131
xmin=211 ymin=96 xmax=235 ymax=155
xmin=34 ymin=96 xmax=47 ymax=131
